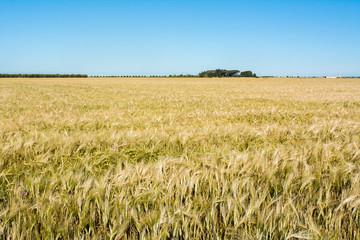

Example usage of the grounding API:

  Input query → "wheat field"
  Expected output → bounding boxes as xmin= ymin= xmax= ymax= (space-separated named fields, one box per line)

xmin=0 ymin=77 xmax=360 ymax=239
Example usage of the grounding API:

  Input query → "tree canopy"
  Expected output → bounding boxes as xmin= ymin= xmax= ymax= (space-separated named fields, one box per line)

xmin=198 ymin=69 xmax=256 ymax=78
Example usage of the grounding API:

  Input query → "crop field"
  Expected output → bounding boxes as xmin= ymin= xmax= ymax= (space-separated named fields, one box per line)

xmin=1 ymin=77 xmax=360 ymax=239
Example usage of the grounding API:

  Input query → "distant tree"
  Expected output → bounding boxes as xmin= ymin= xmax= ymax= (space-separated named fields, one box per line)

xmin=239 ymin=71 xmax=256 ymax=77
xmin=198 ymin=69 xmax=241 ymax=78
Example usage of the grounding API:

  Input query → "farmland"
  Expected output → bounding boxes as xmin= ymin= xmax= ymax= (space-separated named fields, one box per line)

xmin=1 ymin=77 xmax=360 ymax=239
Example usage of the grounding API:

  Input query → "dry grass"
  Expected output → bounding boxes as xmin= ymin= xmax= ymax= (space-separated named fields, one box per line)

xmin=1 ymin=77 xmax=360 ymax=239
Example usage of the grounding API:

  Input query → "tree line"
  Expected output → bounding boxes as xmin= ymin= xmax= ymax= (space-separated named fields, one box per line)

xmin=0 ymin=74 xmax=88 ymax=78
xmin=0 ymin=70 xmax=259 ymax=78
xmin=93 ymin=70 xmax=257 ymax=78
xmin=198 ymin=69 xmax=257 ymax=78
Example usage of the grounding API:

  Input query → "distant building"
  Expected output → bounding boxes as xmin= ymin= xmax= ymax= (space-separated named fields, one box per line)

xmin=326 ymin=76 xmax=337 ymax=79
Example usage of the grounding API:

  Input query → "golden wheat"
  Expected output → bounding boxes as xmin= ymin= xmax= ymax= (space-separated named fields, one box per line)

xmin=0 ymin=77 xmax=360 ymax=239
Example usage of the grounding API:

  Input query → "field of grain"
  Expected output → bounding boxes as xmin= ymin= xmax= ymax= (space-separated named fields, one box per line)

xmin=1 ymin=77 xmax=360 ymax=239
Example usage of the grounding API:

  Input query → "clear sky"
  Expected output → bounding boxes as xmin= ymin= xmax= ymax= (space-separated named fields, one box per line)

xmin=0 ymin=0 xmax=359 ymax=76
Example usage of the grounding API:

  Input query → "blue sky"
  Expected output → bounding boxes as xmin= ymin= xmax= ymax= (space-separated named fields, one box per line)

xmin=0 ymin=0 xmax=359 ymax=76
